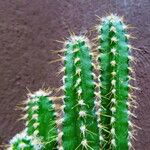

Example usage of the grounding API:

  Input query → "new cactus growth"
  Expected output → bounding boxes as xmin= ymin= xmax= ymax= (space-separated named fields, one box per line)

xmin=59 ymin=35 xmax=99 ymax=150
xmin=96 ymin=14 xmax=136 ymax=149
xmin=24 ymin=90 xmax=58 ymax=150
xmin=7 ymin=129 xmax=40 ymax=150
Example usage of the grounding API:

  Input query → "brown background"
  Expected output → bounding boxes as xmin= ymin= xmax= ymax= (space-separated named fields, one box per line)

xmin=0 ymin=0 xmax=149 ymax=149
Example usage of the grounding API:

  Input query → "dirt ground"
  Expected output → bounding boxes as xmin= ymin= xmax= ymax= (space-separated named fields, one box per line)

xmin=0 ymin=0 xmax=149 ymax=149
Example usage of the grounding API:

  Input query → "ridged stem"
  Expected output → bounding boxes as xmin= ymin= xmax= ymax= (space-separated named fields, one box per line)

xmin=25 ymin=90 xmax=58 ymax=150
xmin=62 ymin=36 xmax=99 ymax=150
xmin=97 ymin=14 xmax=134 ymax=149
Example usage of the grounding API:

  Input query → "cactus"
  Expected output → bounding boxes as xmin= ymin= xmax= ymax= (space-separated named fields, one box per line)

xmin=7 ymin=129 xmax=42 ymax=150
xmin=57 ymin=35 xmax=99 ymax=150
xmin=96 ymin=14 xmax=137 ymax=149
xmin=7 ymin=13 xmax=139 ymax=150
xmin=24 ymin=90 xmax=58 ymax=150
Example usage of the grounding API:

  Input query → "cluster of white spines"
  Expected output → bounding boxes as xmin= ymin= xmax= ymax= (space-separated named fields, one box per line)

xmin=99 ymin=14 xmax=126 ymax=28
xmin=27 ymin=90 xmax=50 ymax=98
xmin=64 ymin=35 xmax=91 ymax=49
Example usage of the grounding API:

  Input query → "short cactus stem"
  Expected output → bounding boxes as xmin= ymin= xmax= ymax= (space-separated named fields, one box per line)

xmin=7 ymin=129 xmax=42 ymax=150
xmin=25 ymin=90 xmax=58 ymax=149
xmin=62 ymin=36 xmax=99 ymax=150
xmin=97 ymin=14 xmax=135 ymax=149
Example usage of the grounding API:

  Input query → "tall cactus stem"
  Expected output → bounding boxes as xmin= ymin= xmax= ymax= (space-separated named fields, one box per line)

xmin=60 ymin=35 xmax=99 ymax=150
xmin=97 ymin=14 xmax=137 ymax=150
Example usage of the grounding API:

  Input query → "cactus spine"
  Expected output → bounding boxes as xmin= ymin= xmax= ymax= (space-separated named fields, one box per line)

xmin=24 ymin=90 xmax=58 ymax=150
xmin=97 ymin=14 xmax=136 ymax=149
xmin=60 ymin=36 xmax=99 ymax=150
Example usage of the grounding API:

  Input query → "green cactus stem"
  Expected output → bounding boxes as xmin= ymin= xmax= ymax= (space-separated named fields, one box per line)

xmin=59 ymin=35 xmax=99 ymax=150
xmin=24 ymin=90 xmax=58 ymax=150
xmin=97 ymin=14 xmax=136 ymax=149
xmin=7 ymin=129 xmax=42 ymax=150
